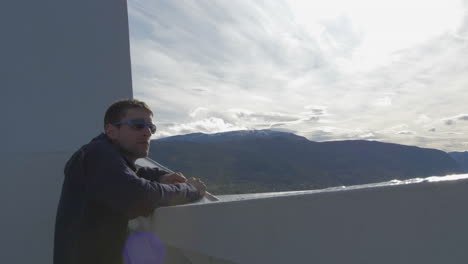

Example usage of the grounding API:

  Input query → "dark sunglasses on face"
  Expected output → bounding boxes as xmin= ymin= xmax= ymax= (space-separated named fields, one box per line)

xmin=112 ymin=119 xmax=157 ymax=134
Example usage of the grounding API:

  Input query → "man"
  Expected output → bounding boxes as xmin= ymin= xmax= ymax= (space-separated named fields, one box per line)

xmin=54 ymin=99 xmax=206 ymax=264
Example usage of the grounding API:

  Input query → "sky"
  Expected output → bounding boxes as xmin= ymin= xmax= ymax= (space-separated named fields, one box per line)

xmin=127 ymin=0 xmax=468 ymax=152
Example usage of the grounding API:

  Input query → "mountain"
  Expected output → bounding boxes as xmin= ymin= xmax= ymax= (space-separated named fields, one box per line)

xmin=156 ymin=129 xmax=309 ymax=143
xmin=149 ymin=130 xmax=463 ymax=194
xmin=448 ymin=151 xmax=468 ymax=172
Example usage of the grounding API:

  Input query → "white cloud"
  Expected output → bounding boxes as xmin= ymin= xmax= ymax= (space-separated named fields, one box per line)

xmin=415 ymin=115 xmax=432 ymax=124
xmin=152 ymin=105 xmax=328 ymax=138
xmin=304 ymin=105 xmax=327 ymax=116
xmin=456 ymin=114 xmax=468 ymax=121
xmin=397 ymin=131 xmax=416 ymax=136
xmin=374 ymin=96 xmax=392 ymax=107
xmin=302 ymin=126 xmax=382 ymax=142
xmin=157 ymin=117 xmax=247 ymax=139
xmin=129 ymin=0 xmax=468 ymax=151
xmin=189 ymin=107 xmax=209 ymax=118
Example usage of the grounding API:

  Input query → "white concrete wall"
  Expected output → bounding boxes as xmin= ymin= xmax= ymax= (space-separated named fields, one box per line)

xmin=140 ymin=176 xmax=468 ymax=264
xmin=0 ymin=153 xmax=71 ymax=263
xmin=0 ymin=1 xmax=133 ymax=263
xmin=0 ymin=0 xmax=133 ymax=153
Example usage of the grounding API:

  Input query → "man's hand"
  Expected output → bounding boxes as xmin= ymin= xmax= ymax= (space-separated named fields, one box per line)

xmin=187 ymin=177 xmax=207 ymax=197
xmin=159 ymin=172 xmax=187 ymax=184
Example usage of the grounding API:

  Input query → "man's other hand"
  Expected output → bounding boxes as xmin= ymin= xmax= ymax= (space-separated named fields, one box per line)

xmin=187 ymin=177 xmax=207 ymax=197
xmin=159 ymin=172 xmax=187 ymax=184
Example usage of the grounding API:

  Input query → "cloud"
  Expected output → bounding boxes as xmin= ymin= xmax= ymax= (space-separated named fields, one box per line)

xmin=304 ymin=129 xmax=335 ymax=141
xmin=268 ymin=127 xmax=298 ymax=134
xmin=128 ymin=0 xmax=364 ymax=117
xmin=191 ymin=88 xmax=208 ymax=92
xmin=397 ymin=131 xmax=416 ymax=136
xmin=445 ymin=119 xmax=455 ymax=126
xmin=219 ymin=108 xmax=304 ymax=124
xmin=189 ymin=107 xmax=210 ymax=118
xmin=157 ymin=106 xmax=325 ymax=138
xmin=304 ymin=105 xmax=327 ymax=116
xmin=415 ymin=114 xmax=432 ymax=124
xmin=374 ymin=96 xmax=392 ymax=107
xmin=442 ymin=114 xmax=468 ymax=126
xmin=129 ymin=0 xmax=468 ymax=151
xmin=303 ymin=127 xmax=382 ymax=142
xmin=157 ymin=117 xmax=247 ymax=138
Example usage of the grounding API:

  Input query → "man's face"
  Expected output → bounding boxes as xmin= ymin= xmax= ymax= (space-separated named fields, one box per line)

xmin=106 ymin=108 xmax=153 ymax=161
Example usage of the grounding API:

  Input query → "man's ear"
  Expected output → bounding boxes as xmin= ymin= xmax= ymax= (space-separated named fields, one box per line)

xmin=105 ymin=123 xmax=119 ymax=140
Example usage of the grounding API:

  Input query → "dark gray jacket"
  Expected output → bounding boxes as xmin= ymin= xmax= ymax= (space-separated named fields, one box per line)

xmin=54 ymin=133 xmax=202 ymax=264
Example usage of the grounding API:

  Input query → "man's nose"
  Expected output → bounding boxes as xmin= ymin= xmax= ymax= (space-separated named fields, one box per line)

xmin=142 ymin=126 xmax=152 ymax=137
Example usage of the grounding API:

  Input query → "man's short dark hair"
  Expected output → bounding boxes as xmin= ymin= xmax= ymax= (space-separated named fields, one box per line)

xmin=104 ymin=98 xmax=153 ymax=127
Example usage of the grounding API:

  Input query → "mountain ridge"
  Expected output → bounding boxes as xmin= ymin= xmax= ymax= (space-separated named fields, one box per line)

xmin=448 ymin=151 xmax=468 ymax=173
xmin=150 ymin=129 xmax=463 ymax=194
xmin=157 ymin=129 xmax=309 ymax=143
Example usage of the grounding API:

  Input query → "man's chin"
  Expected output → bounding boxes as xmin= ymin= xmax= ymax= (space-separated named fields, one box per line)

xmin=137 ymin=150 xmax=149 ymax=159
xmin=126 ymin=149 xmax=148 ymax=160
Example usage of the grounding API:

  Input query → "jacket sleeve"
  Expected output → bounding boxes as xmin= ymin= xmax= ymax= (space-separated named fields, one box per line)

xmin=83 ymin=144 xmax=202 ymax=218
xmin=136 ymin=166 xmax=169 ymax=182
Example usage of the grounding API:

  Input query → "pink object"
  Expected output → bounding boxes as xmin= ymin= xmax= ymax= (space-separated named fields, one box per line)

xmin=123 ymin=231 xmax=166 ymax=264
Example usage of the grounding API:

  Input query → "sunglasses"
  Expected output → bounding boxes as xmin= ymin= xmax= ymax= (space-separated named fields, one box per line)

xmin=112 ymin=119 xmax=157 ymax=134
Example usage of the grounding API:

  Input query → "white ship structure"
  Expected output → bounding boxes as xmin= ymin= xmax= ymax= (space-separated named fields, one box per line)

xmin=2 ymin=1 xmax=468 ymax=263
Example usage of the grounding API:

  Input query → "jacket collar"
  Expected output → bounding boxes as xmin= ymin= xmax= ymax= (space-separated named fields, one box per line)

xmin=93 ymin=133 xmax=138 ymax=172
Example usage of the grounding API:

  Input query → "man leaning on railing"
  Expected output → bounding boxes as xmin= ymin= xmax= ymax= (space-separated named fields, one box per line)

xmin=53 ymin=98 xmax=207 ymax=264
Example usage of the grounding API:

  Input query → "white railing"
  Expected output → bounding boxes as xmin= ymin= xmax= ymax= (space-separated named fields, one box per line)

xmin=132 ymin=158 xmax=468 ymax=264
